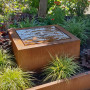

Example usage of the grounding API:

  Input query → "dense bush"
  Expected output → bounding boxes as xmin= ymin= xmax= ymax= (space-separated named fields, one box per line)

xmin=75 ymin=0 xmax=89 ymax=16
xmin=0 ymin=49 xmax=35 ymax=90
xmin=48 ymin=0 xmax=89 ymax=16
xmin=0 ymin=50 xmax=15 ymax=69
xmin=84 ymin=15 xmax=90 ymax=31
xmin=9 ymin=16 xmax=52 ymax=28
xmin=22 ymin=7 xmax=38 ymax=15
xmin=60 ymin=18 xmax=88 ymax=44
xmin=19 ymin=18 xmax=38 ymax=28
xmin=47 ymin=6 xmax=65 ymax=24
xmin=64 ymin=0 xmax=89 ymax=16
xmin=0 ymin=0 xmax=89 ymax=17
xmin=0 ymin=67 xmax=34 ymax=90
xmin=43 ymin=56 xmax=80 ymax=82
xmin=0 ymin=0 xmax=30 ymax=14
xmin=9 ymin=17 xmax=38 ymax=28
xmin=37 ymin=17 xmax=52 ymax=25
xmin=0 ymin=15 xmax=4 ymax=23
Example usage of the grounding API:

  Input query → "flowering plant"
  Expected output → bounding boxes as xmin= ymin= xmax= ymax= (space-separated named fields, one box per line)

xmin=51 ymin=18 xmax=54 ymax=20
xmin=48 ymin=5 xmax=65 ymax=24
xmin=54 ymin=1 xmax=61 ymax=5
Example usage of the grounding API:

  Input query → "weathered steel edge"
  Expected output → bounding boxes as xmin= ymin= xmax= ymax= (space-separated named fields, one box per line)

xmin=8 ymin=25 xmax=80 ymax=50
xmin=27 ymin=71 xmax=90 ymax=90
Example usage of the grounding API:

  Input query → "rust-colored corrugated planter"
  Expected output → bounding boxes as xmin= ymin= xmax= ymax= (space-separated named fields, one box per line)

xmin=27 ymin=71 xmax=90 ymax=90
xmin=8 ymin=25 xmax=80 ymax=71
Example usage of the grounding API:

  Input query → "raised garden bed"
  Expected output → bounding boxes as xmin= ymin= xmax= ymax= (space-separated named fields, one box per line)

xmin=8 ymin=25 xmax=80 ymax=71
xmin=27 ymin=71 xmax=90 ymax=90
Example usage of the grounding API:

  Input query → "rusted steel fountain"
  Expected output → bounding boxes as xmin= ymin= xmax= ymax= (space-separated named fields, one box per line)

xmin=8 ymin=25 xmax=80 ymax=71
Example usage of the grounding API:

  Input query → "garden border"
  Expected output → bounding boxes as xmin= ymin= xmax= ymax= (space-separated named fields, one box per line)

xmin=27 ymin=71 xmax=90 ymax=90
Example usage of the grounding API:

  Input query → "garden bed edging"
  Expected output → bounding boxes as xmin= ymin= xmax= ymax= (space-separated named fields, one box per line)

xmin=27 ymin=71 xmax=90 ymax=90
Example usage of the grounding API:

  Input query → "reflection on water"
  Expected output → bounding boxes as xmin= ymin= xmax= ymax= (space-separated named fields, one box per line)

xmin=16 ymin=26 xmax=70 ymax=45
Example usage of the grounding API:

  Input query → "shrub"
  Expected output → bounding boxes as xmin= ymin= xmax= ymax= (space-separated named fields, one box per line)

xmin=0 ymin=15 xmax=4 ymax=23
xmin=60 ymin=18 xmax=87 ymax=44
xmin=0 ymin=50 xmax=15 ymax=68
xmin=37 ymin=17 xmax=52 ymax=25
xmin=0 ymin=2 xmax=3 ymax=14
xmin=22 ymin=7 xmax=38 ymax=15
xmin=9 ymin=17 xmax=38 ymax=28
xmin=43 ymin=56 xmax=80 ymax=82
xmin=49 ymin=0 xmax=89 ymax=17
xmin=75 ymin=0 xmax=89 ymax=17
xmin=84 ymin=15 xmax=90 ymax=31
xmin=9 ymin=17 xmax=50 ymax=28
xmin=47 ymin=6 xmax=65 ymax=24
xmin=18 ymin=17 xmax=38 ymax=28
xmin=0 ymin=67 xmax=34 ymax=90
xmin=28 ymin=0 xmax=40 ymax=9
xmin=9 ymin=24 xmax=18 ymax=29
xmin=65 ymin=1 xmax=76 ymax=16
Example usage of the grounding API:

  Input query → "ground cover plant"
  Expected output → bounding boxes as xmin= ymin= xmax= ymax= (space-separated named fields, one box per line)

xmin=60 ymin=17 xmax=88 ymax=44
xmin=42 ymin=56 xmax=80 ymax=82
xmin=0 ymin=67 xmax=34 ymax=90
xmin=84 ymin=15 xmax=90 ymax=31
xmin=0 ymin=49 xmax=35 ymax=90
xmin=0 ymin=50 xmax=15 ymax=69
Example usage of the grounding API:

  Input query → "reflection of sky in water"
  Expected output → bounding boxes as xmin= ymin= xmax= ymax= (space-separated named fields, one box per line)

xmin=16 ymin=26 xmax=70 ymax=45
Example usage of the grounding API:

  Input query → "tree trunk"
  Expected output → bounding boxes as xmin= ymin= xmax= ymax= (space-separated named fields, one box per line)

xmin=38 ymin=0 xmax=48 ymax=17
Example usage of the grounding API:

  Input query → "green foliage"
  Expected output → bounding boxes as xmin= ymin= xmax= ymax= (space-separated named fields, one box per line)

xmin=22 ymin=7 xmax=38 ymax=15
xmin=43 ymin=56 xmax=80 ymax=82
xmin=64 ymin=0 xmax=89 ymax=16
xmin=0 ymin=24 xmax=2 ymax=27
xmin=4 ymin=12 xmax=15 ymax=22
xmin=0 ymin=15 xmax=4 ymax=23
xmin=81 ymin=15 xmax=90 ymax=31
xmin=0 ymin=0 xmax=89 ymax=18
xmin=0 ymin=0 xmax=38 ymax=15
xmin=9 ymin=24 xmax=18 ymax=29
xmin=0 ymin=2 xmax=3 ymax=14
xmin=65 ymin=1 xmax=76 ymax=16
xmin=85 ymin=16 xmax=90 ymax=31
xmin=9 ymin=17 xmax=37 ymax=28
xmin=9 ymin=17 xmax=51 ymax=28
xmin=47 ymin=0 xmax=56 ymax=10
xmin=47 ymin=6 xmax=65 ymax=24
xmin=75 ymin=0 xmax=89 ymax=16
xmin=60 ymin=18 xmax=88 ymax=44
xmin=0 ymin=50 xmax=15 ymax=68
xmin=0 ymin=49 xmax=35 ymax=90
xmin=29 ymin=0 xmax=40 ymax=9
xmin=18 ymin=18 xmax=38 ymax=28
xmin=37 ymin=17 xmax=52 ymax=25
xmin=1 ymin=0 xmax=20 ymax=14
xmin=48 ymin=0 xmax=89 ymax=16
xmin=0 ymin=67 xmax=34 ymax=90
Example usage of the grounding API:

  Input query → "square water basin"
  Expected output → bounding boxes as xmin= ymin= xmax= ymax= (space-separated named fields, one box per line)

xmin=8 ymin=25 xmax=80 ymax=71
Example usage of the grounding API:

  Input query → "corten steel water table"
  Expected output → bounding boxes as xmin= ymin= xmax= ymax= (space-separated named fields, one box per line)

xmin=8 ymin=25 xmax=80 ymax=71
